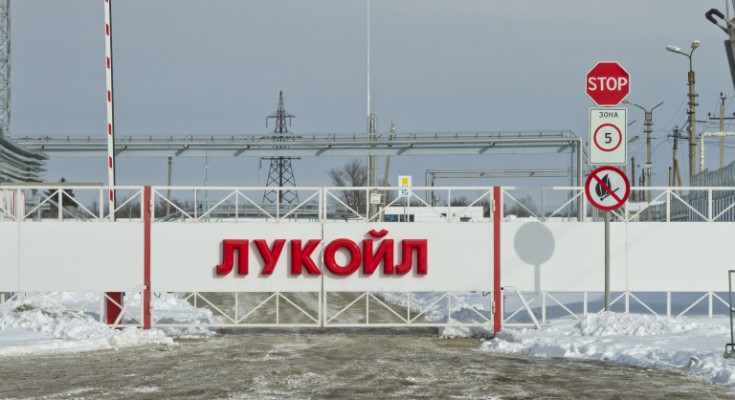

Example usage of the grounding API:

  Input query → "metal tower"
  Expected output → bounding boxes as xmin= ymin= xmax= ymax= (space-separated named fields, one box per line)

xmin=0 ymin=0 xmax=10 ymax=138
xmin=262 ymin=91 xmax=299 ymax=204
xmin=0 ymin=0 xmax=45 ymax=183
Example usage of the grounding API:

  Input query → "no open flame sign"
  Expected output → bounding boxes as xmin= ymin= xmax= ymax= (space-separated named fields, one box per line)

xmin=585 ymin=166 xmax=630 ymax=211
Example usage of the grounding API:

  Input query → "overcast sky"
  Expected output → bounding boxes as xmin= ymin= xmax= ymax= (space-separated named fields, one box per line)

xmin=10 ymin=0 xmax=735 ymax=188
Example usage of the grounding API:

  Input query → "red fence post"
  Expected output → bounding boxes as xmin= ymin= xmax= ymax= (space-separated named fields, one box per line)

xmin=493 ymin=186 xmax=502 ymax=335
xmin=105 ymin=292 xmax=122 ymax=325
xmin=143 ymin=186 xmax=152 ymax=329
xmin=106 ymin=187 xmax=151 ymax=328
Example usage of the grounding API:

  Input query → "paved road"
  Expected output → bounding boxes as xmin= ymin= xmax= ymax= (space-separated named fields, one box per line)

xmin=0 ymin=329 xmax=732 ymax=399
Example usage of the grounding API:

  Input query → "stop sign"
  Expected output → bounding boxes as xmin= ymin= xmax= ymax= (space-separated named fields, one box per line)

xmin=585 ymin=62 xmax=630 ymax=106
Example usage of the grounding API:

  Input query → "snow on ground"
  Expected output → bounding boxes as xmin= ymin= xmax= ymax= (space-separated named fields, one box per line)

xmin=0 ymin=292 xmax=215 ymax=357
xmin=3 ymin=291 xmax=735 ymax=390
xmin=382 ymin=291 xmax=735 ymax=388
xmin=482 ymin=312 xmax=735 ymax=388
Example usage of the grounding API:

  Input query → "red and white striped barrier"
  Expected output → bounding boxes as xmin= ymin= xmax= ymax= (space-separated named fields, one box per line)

xmin=103 ymin=0 xmax=115 ymax=217
xmin=103 ymin=0 xmax=123 ymax=325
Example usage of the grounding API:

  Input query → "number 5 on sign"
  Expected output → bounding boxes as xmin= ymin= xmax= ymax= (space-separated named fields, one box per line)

xmin=589 ymin=108 xmax=627 ymax=165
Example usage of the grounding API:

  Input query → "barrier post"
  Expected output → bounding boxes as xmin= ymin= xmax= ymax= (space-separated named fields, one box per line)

xmin=105 ymin=292 xmax=122 ymax=325
xmin=493 ymin=186 xmax=502 ymax=335
xmin=143 ymin=186 xmax=151 ymax=329
xmin=103 ymin=0 xmax=122 ymax=327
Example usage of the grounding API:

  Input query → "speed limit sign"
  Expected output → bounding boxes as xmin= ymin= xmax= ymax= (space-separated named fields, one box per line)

xmin=589 ymin=108 xmax=627 ymax=165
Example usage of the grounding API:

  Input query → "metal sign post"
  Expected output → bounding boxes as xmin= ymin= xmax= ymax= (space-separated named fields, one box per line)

xmin=585 ymin=166 xmax=630 ymax=311
xmin=604 ymin=210 xmax=610 ymax=310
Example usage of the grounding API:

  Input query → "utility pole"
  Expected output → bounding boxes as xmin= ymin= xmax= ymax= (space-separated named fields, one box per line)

xmin=666 ymin=41 xmax=700 ymax=182
xmin=368 ymin=113 xmax=377 ymax=218
xmin=383 ymin=122 xmax=396 ymax=187
xmin=166 ymin=157 xmax=172 ymax=216
xmin=719 ymin=93 xmax=726 ymax=168
xmin=366 ymin=0 xmax=377 ymax=218
xmin=708 ymin=92 xmax=735 ymax=168
xmin=0 ymin=0 xmax=10 ymax=138
xmin=688 ymin=62 xmax=698 ymax=179
xmin=623 ymin=100 xmax=663 ymax=221
xmin=671 ymin=126 xmax=684 ymax=195
xmin=640 ymin=168 xmax=645 ymax=188
xmin=630 ymin=157 xmax=636 ymax=201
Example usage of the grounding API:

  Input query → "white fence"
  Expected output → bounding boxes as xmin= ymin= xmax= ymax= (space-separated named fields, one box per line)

xmin=0 ymin=184 xmax=733 ymax=331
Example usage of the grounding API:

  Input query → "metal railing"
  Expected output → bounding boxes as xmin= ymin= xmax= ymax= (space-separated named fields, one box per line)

xmin=150 ymin=186 xmax=322 ymax=222
xmin=503 ymin=290 xmax=732 ymax=328
xmin=149 ymin=291 xmax=494 ymax=330
xmin=0 ymin=185 xmax=144 ymax=221
xmin=5 ymin=184 xmax=735 ymax=224
xmin=500 ymin=186 xmax=735 ymax=222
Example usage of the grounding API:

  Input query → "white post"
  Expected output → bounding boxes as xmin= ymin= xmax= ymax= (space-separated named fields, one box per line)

xmin=604 ymin=211 xmax=611 ymax=311
xmin=14 ymin=188 xmax=22 ymax=220
xmin=541 ymin=292 xmax=547 ymax=324
xmin=103 ymin=0 xmax=116 ymax=220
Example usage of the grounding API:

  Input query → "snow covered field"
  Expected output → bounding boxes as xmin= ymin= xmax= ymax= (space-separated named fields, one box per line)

xmin=1 ymin=291 xmax=735 ymax=391
xmin=483 ymin=312 xmax=735 ymax=388
xmin=0 ymin=292 xmax=212 ymax=357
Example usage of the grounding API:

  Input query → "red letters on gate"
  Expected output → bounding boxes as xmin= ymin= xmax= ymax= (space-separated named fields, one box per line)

xmin=214 ymin=231 xmax=428 ymax=277
xmin=291 ymin=239 xmax=321 ymax=275
xmin=215 ymin=240 xmax=249 ymax=275
xmin=253 ymin=239 xmax=285 ymax=275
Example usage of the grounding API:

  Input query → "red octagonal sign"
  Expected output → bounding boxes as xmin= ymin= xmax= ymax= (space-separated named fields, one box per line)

xmin=585 ymin=62 xmax=630 ymax=106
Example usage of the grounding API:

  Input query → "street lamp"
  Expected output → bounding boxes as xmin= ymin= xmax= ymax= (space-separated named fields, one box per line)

xmin=666 ymin=40 xmax=700 ymax=183
xmin=623 ymin=100 xmax=663 ymax=220
xmin=627 ymin=135 xmax=640 ymax=201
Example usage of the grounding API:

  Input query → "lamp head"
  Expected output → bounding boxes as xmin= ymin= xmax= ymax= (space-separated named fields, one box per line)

xmin=691 ymin=40 xmax=701 ymax=49
xmin=666 ymin=45 xmax=681 ymax=53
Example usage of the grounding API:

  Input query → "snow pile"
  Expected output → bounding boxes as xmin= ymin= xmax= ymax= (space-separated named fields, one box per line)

xmin=378 ymin=291 xmax=493 ymax=338
xmin=379 ymin=291 xmax=735 ymax=388
xmin=0 ymin=292 xmax=216 ymax=357
xmin=4 ymin=290 xmax=735 ymax=390
xmin=133 ymin=292 xmax=218 ymax=337
xmin=569 ymin=312 xmax=700 ymax=337
xmin=482 ymin=312 xmax=735 ymax=387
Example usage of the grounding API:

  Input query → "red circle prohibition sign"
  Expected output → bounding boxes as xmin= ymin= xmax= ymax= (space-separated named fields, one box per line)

xmin=593 ymin=123 xmax=623 ymax=152
xmin=585 ymin=166 xmax=630 ymax=211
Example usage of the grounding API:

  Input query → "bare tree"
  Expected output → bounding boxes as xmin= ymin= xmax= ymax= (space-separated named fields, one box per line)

xmin=504 ymin=194 xmax=538 ymax=218
xmin=480 ymin=198 xmax=492 ymax=218
xmin=449 ymin=196 xmax=470 ymax=206
xmin=328 ymin=159 xmax=368 ymax=211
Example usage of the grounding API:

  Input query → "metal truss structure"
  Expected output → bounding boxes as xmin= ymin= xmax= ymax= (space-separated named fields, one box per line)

xmin=15 ymin=130 xmax=581 ymax=158
xmin=0 ymin=1 xmax=45 ymax=183
xmin=15 ymin=130 xmax=583 ymax=189
xmin=0 ymin=137 xmax=46 ymax=183
xmin=0 ymin=0 xmax=8 ymax=139
xmin=262 ymin=91 xmax=299 ymax=205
